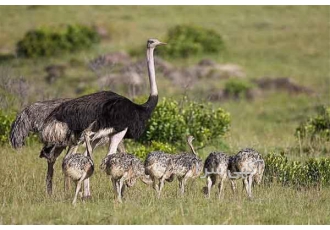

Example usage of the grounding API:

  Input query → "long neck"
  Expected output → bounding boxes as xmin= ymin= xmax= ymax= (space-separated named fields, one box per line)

xmin=188 ymin=141 xmax=197 ymax=156
xmin=84 ymin=135 xmax=92 ymax=158
xmin=146 ymin=47 xmax=158 ymax=96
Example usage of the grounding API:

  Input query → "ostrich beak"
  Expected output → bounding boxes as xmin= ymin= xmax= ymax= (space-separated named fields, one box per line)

xmin=157 ymin=42 xmax=167 ymax=46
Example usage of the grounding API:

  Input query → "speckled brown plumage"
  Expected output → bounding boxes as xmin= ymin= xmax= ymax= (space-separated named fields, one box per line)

xmin=228 ymin=148 xmax=265 ymax=198
xmin=172 ymin=136 xmax=203 ymax=195
xmin=62 ymin=131 xmax=94 ymax=204
xmin=103 ymin=153 xmax=151 ymax=203
xmin=144 ymin=151 xmax=175 ymax=198
xmin=202 ymin=152 xmax=230 ymax=199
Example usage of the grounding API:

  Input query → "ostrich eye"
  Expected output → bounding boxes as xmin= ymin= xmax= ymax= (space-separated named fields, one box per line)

xmin=149 ymin=40 xmax=155 ymax=44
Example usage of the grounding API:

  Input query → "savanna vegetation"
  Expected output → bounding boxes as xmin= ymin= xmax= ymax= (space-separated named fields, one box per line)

xmin=0 ymin=5 xmax=329 ymax=224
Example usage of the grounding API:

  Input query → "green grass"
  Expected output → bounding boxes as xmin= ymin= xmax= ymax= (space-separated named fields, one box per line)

xmin=0 ymin=6 xmax=329 ymax=224
xmin=1 ymin=144 xmax=330 ymax=224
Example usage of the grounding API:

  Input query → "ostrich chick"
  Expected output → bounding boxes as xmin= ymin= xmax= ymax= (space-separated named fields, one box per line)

xmin=228 ymin=148 xmax=265 ymax=198
xmin=62 ymin=130 xmax=94 ymax=205
xmin=144 ymin=151 xmax=175 ymax=198
xmin=173 ymin=136 xmax=203 ymax=195
xmin=103 ymin=153 xmax=152 ymax=203
xmin=203 ymin=152 xmax=230 ymax=199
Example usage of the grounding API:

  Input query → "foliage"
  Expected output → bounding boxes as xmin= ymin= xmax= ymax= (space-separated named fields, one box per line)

xmin=153 ymin=24 xmax=225 ymax=58
xmin=0 ymin=110 xmax=15 ymax=145
xmin=16 ymin=24 xmax=100 ymax=58
xmin=138 ymin=97 xmax=231 ymax=149
xmin=264 ymin=152 xmax=330 ymax=188
xmin=296 ymin=106 xmax=330 ymax=141
xmin=224 ymin=79 xmax=255 ymax=99
xmin=126 ymin=140 xmax=177 ymax=159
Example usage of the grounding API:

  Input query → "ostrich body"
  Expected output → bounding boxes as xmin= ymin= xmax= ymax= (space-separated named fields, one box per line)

xmin=9 ymin=98 xmax=115 ymax=197
xmin=172 ymin=136 xmax=203 ymax=195
xmin=9 ymin=98 xmax=70 ymax=195
xmin=144 ymin=151 xmax=175 ymax=198
xmin=41 ymin=38 xmax=166 ymax=160
xmin=10 ymin=98 xmax=70 ymax=149
xmin=228 ymin=148 xmax=265 ymax=198
xmin=104 ymin=153 xmax=152 ymax=203
xmin=62 ymin=129 xmax=94 ymax=205
xmin=203 ymin=152 xmax=230 ymax=199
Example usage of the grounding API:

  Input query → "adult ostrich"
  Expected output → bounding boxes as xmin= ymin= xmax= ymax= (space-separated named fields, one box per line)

xmin=41 ymin=38 xmax=166 ymax=173
xmin=9 ymin=98 xmax=122 ymax=196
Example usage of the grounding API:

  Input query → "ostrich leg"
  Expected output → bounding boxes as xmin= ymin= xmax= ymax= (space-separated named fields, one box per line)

xmin=107 ymin=128 xmax=128 ymax=155
xmin=45 ymin=146 xmax=65 ymax=195
xmin=82 ymin=137 xmax=126 ymax=198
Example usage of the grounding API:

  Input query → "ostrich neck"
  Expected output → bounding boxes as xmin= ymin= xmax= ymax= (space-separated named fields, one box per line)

xmin=188 ymin=141 xmax=197 ymax=156
xmin=146 ymin=47 xmax=158 ymax=96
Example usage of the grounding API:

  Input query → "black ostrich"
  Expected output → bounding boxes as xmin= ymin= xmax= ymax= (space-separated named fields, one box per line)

xmin=41 ymin=38 xmax=166 ymax=192
xmin=9 ymin=98 xmax=120 ymax=196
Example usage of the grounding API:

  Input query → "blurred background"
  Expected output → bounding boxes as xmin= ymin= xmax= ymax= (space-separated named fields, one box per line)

xmin=0 ymin=5 xmax=329 ymax=155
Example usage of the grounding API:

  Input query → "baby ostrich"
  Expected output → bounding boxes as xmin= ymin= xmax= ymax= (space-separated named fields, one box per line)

xmin=228 ymin=148 xmax=265 ymax=198
xmin=62 ymin=129 xmax=94 ymax=205
xmin=103 ymin=153 xmax=152 ymax=203
xmin=202 ymin=152 xmax=230 ymax=199
xmin=144 ymin=151 xmax=175 ymax=198
xmin=173 ymin=136 xmax=203 ymax=195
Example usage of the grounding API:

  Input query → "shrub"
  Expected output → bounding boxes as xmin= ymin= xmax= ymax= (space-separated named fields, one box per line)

xmin=136 ymin=25 xmax=224 ymax=59
xmin=126 ymin=140 xmax=177 ymax=160
xmin=17 ymin=24 xmax=100 ymax=58
xmin=0 ymin=110 xmax=15 ymax=145
xmin=138 ymin=97 xmax=231 ymax=149
xmin=296 ymin=106 xmax=330 ymax=141
xmin=264 ymin=152 xmax=330 ymax=188
xmin=224 ymin=79 xmax=255 ymax=100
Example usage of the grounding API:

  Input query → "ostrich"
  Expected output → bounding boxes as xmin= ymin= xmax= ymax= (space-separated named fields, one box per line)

xmin=62 ymin=127 xmax=94 ymax=205
xmin=202 ymin=152 xmax=230 ymax=199
xmin=103 ymin=152 xmax=152 ymax=203
xmin=228 ymin=148 xmax=265 ymax=198
xmin=144 ymin=151 xmax=175 ymax=198
xmin=41 ymin=38 xmax=166 ymax=166
xmin=172 ymin=136 xmax=203 ymax=195
xmin=9 ymin=98 xmax=123 ymax=197
xmin=10 ymin=98 xmax=70 ymax=195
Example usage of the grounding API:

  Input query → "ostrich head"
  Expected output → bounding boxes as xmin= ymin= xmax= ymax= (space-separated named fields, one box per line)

xmin=147 ymin=38 xmax=167 ymax=49
xmin=187 ymin=135 xmax=194 ymax=144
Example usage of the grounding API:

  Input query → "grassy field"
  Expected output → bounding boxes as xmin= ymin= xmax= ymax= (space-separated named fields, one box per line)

xmin=0 ymin=6 xmax=329 ymax=224
xmin=1 ymin=144 xmax=330 ymax=225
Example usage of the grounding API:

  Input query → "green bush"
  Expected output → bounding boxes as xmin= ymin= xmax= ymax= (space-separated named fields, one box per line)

xmin=296 ymin=106 xmax=330 ymax=141
xmin=0 ymin=110 xmax=15 ymax=145
xmin=224 ymin=79 xmax=255 ymax=99
xmin=17 ymin=24 xmax=100 ymax=58
xmin=138 ymin=97 xmax=231 ymax=149
xmin=126 ymin=140 xmax=177 ymax=160
xmin=264 ymin=152 xmax=330 ymax=187
xmin=157 ymin=25 xmax=225 ymax=58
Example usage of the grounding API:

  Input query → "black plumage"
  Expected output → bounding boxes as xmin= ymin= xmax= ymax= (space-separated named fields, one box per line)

xmin=43 ymin=91 xmax=158 ymax=145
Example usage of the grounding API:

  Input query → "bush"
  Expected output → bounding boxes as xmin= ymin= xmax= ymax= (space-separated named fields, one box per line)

xmin=0 ymin=110 xmax=15 ymax=145
xmin=224 ymin=79 xmax=255 ymax=100
xmin=138 ymin=97 xmax=231 ymax=149
xmin=264 ymin=152 xmax=330 ymax=188
xmin=296 ymin=106 xmax=330 ymax=141
xmin=153 ymin=25 xmax=225 ymax=59
xmin=126 ymin=140 xmax=177 ymax=160
xmin=17 ymin=24 xmax=100 ymax=58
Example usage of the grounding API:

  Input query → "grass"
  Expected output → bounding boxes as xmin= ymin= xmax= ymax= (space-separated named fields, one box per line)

xmin=1 ymin=144 xmax=330 ymax=224
xmin=0 ymin=5 xmax=329 ymax=224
